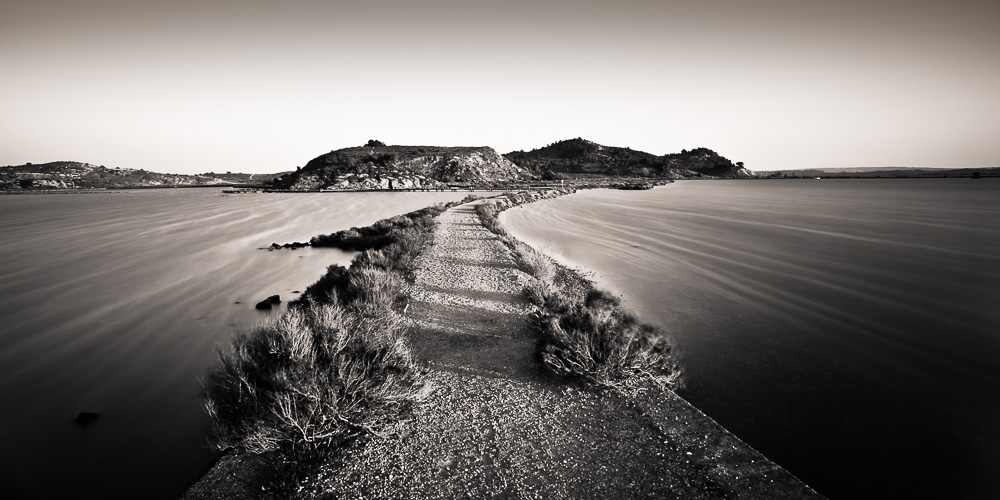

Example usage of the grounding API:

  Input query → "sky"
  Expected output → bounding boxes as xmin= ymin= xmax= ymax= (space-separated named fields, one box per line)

xmin=1 ymin=0 xmax=998 ymax=173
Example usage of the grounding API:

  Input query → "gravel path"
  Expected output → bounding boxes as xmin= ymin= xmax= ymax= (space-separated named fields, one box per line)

xmin=293 ymin=202 xmax=824 ymax=499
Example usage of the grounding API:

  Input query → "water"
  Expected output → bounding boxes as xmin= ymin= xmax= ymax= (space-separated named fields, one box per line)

xmin=500 ymin=179 xmax=1000 ymax=499
xmin=0 ymin=188 xmax=469 ymax=499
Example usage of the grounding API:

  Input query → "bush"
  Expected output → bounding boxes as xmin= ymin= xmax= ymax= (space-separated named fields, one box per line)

xmin=297 ymin=204 xmax=456 ymax=306
xmin=522 ymin=277 xmax=555 ymax=308
xmin=309 ymin=204 xmax=448 ymax=251
xmin=532 ymin=290 xmax=681 ymax=389
xmin=204 ymin=201 xmax=459 ymax=467
xmin=345 ymin=266 xmax=403 ymax=311
xmin=512 ymin=242 xmax=555 ymax=284
xmin=474 ymin=200 xmax=507 ymax=235
xmin=201 ymin=301 xmax=419 ymax=456
xmin=298 ymin=264 xmax=351 ymax=306
xmin=472 ymin=189 xmax=681 ymax=389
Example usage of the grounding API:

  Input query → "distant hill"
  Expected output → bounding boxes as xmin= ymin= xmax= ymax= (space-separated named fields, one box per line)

xmin=757 ymin=166 xmax=1000 ymax=179
xmin=504 ymin=138 xmax=752 ymax=179
xmin=271 ymin=140 xmax=526 ymax=190
xmin=0 ymin=161 xmax=283 ymax=190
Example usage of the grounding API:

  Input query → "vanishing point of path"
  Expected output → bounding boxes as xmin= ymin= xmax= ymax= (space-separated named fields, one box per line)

xmin=302 ymin=202 xmax=823 ymax=499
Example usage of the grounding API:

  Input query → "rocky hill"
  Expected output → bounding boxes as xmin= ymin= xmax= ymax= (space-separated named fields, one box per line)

xmin=504 ymin=138 xmax=752 ymax=179
xmin=271 ymin=141 xmax=526 ymax=190
xmin=0 ymin=161 xmax=282 ymax=190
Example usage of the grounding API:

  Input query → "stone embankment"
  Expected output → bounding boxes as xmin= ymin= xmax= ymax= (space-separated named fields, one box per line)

xmin=302 ymin=202 xmax=822 ymax=498
xmin=185 ymin=200 xmax=823 ymax=499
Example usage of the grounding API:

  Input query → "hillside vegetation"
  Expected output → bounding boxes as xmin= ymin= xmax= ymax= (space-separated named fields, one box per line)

xmin=504 ymin=138 xmax=752 ymax=179
xmin=0 ymin=161 xmax=281 ymax=190
xmin=271 ymin=140 xmax=526 ymax=190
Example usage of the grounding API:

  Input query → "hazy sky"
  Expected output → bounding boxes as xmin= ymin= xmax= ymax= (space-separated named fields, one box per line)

xmin=2 ymin=0 xmax=998 ymax=173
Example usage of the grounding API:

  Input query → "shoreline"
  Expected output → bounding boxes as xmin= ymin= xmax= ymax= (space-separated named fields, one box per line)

xmin=489 ymin=195 xmax=823 ymax=494
xmin=496 ymin=189 xmax=648 ymax=314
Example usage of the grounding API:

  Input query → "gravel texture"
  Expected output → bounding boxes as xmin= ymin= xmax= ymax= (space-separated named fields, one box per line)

xmin=185 ymin=202 xmax=824 ymax=499
xmin=299 ymin=203 xmax=823 ymax=499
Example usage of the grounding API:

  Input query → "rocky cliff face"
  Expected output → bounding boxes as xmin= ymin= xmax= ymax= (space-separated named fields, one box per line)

xmin=274 ymin=144 xmax=526 ymax=190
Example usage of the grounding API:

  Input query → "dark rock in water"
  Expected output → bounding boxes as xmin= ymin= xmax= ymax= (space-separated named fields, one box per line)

xmin=615 ymin=182 xmax=654 ymax=190
xmin=291 ymin=290 xmax=301 ymax=294
xmin=75 ymin=412 xmax=99 ymax=426
xmin=255 ymin=295 xmax=280 ymax=309
xmin=265 ymin=241 xmax=310 ymax=250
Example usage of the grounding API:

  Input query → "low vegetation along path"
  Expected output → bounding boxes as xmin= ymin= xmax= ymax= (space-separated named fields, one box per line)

xmin=303 ymin=202 xmax=822 ymax=499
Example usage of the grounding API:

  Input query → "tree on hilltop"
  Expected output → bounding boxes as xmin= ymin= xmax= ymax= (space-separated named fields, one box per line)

xmin=365 ymin=139 xmax=386 ymax=147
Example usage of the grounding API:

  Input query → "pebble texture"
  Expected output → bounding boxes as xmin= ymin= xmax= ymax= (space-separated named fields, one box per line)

xmin=185 ymin=202 xmax=824 ymax=499
xmin=297 ymin=202 xmax=825 ymax=499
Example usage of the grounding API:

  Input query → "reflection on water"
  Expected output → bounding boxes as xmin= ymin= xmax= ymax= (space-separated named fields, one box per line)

xmin=0 ymin=189 xmax=468 ymax=499
xmin=501 ymin=179 xmax=1000 ymax=499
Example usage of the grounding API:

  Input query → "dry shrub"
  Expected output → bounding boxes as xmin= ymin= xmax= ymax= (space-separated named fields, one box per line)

xmin=203 ymin=202 xmax=462 ymax=461
xmin=474 ymin=201 xmax=506 ymax=235
xmin=202 ymin=301 xmax=420 ymax=457
xmin=345 ymin=266 xmax=403 ymax=311
xmin=309 ymin=203 xmax=449 ymax=250
xmin=471 ymin=189 xmax=680 ymax=388
xmin=523 ymin=276 xmax=556 ymax=307
xmin=512 ymin=242 xmax=555 ymax=284
xmin=358 ymin=249 xmax=392 ymax=270
xmin=532 ymin=289 xmax=682 ymax=389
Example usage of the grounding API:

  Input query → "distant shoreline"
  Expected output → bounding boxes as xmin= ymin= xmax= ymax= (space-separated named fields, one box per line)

xmin=4 ymin=174 xmax=995 ymax=196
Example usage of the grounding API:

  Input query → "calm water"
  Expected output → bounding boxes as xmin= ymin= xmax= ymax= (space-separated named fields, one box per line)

xmin=501 ymin=179 xmax=1000 ymax=499
xmin=0 ymin=189 xmax=468 ymax=499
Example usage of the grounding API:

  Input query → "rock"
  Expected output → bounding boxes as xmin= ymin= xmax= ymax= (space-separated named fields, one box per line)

xmin=267 ymin=241 xmax=309 ymax=250
xmin=75 ymin=412 xmax=99 ymax=426
xmin=255 ymin=299 xmax=272 ymax=310
xmin=268 ymin=295 xmax=281 ymax=304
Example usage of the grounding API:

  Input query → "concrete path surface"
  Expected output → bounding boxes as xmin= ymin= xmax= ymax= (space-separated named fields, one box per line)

xmin=292 ymin=202 xmax=824 ymax=499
